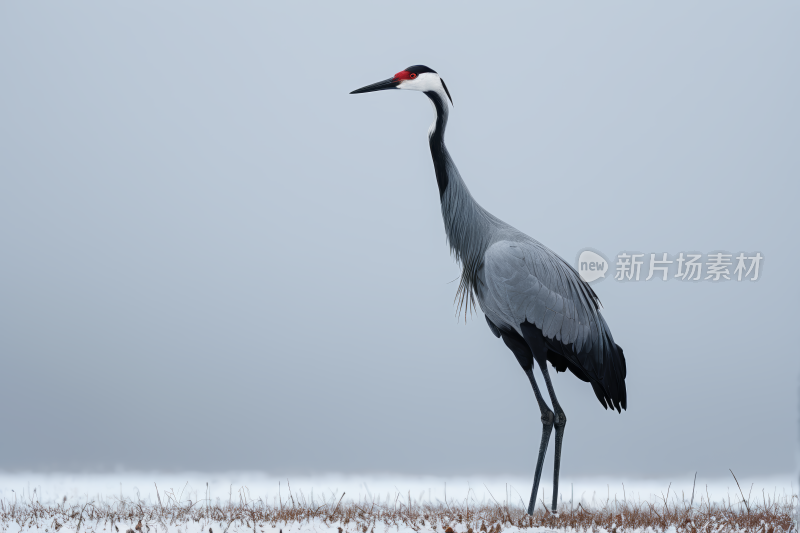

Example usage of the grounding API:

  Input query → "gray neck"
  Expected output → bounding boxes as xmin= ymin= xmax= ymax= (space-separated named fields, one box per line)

xmin=425 ymin=90 xmax=499 ymax=310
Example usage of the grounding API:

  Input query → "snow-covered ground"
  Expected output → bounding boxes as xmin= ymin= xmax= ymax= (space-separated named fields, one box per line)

xmin=0 ymin=472 xmax=795 ymax=508
xmin=0 ymin=473 xmax=796 ymax=533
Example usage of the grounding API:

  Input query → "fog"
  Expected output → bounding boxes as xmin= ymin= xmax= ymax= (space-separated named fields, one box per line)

xmin=1 ymin=2 xmax=798 ymax=480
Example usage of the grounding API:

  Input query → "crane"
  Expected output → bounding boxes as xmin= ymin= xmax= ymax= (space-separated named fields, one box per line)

xmin=350 ymin=65 xmax=627 ymax=516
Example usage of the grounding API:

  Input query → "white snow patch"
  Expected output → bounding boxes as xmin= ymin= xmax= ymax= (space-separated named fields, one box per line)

xmin=0 ymin=472 xmax=794 ymax=508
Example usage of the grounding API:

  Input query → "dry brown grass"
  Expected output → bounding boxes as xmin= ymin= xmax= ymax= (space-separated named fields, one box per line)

xmin=1 ymin=483 xmax=796 ymax=533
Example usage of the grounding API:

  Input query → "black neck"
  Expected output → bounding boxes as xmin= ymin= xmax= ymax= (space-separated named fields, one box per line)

xmin=423 ymin=89 xmax=496 ymax=317
xmin=425 ymin=90 xmax=449 ymax=199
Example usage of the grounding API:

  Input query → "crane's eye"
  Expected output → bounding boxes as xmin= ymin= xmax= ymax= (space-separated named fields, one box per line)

xmin=409 ymin=73 xmax=417 ymax=79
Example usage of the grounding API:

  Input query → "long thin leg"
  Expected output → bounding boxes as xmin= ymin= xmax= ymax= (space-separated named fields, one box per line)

xmin=523 ymin=366 xmax=554 ymax=516
xmin=536 ymin=359 xmax=567 ymax=515
xmin=498 ymin=326 xmax=556 ymax=517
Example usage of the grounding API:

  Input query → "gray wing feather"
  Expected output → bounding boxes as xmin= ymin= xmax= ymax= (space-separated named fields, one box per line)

xmin=482 ymin=240 xmax=627 ymax=412
xmin=482 ymin=240 xmax=601 ymax=354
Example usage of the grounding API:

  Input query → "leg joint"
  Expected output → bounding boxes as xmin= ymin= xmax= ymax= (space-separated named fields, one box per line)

xmin=541 ymin=410 xmax=554 ymax=426
xmin=555 ymin=410 xmax=567 ymax=428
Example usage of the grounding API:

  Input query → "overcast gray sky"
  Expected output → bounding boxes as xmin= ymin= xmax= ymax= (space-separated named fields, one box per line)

xmin=1 ymin=2 xmax=798 ymax=480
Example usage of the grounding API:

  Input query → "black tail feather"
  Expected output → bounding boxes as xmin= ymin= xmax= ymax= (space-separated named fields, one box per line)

xmin=591 ymin=382 xmax=609 ymax=410
xmin=552 ymin=320 xmax=627 ymax=413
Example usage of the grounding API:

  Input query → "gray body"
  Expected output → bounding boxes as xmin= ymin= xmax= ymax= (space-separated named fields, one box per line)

xmin=433 ymin=88 xmax=624 ymax=401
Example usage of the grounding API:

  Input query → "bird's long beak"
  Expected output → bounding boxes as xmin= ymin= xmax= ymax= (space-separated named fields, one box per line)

xmin=350 ymin=77 xmax=399 ymax=94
